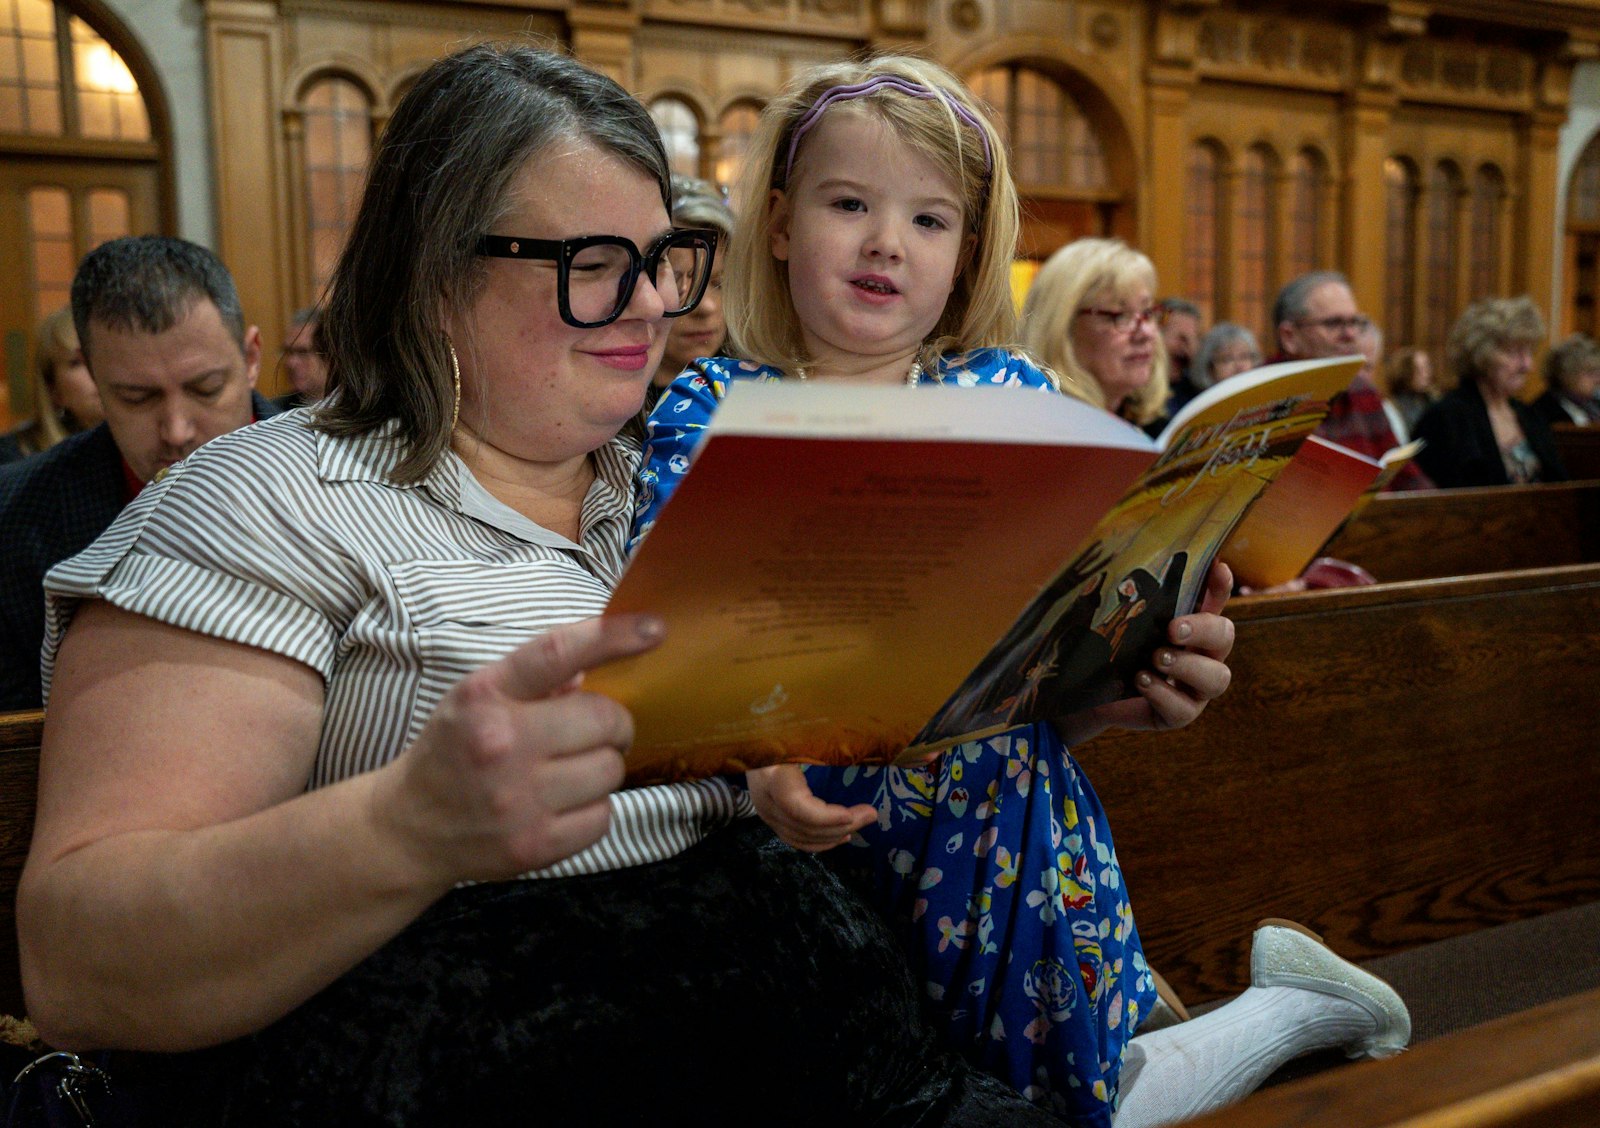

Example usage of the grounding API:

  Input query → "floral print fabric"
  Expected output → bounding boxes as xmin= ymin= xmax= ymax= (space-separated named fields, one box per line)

xmin=632 ymin=351 xmax=1155 ymax=1124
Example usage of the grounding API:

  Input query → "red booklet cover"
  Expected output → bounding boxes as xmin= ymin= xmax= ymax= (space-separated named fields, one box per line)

xmin=589 ymin=356 xmax=1361 ymax=785
xmin=1222 ymin=435 xmax=1424 ymax=590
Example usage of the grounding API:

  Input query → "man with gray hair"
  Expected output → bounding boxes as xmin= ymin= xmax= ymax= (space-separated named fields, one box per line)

xmin=0 ymin=235 xmax=279 ymax=709
xmin=1272 ymin=270 xmax=1432 ymax=490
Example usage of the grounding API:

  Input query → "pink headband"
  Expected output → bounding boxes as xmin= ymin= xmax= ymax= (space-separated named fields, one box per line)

xmin=783 ymin=76 xmax=995 ymax=184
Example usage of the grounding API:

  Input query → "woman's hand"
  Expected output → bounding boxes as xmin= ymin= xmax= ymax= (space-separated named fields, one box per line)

xmin=746 ymin=764 xmax=877 ymax=852
xmin=374 ymin=613 xmax=666 ymax=886
xmin=1055 ymin=561 xmax=1236 ymax=745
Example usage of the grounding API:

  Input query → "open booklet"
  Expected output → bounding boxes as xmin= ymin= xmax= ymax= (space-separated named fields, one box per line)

xmin=1220 ymin=435 xmax=1425 ymax=590
xmin=587 ymin=354 xmax=1363 ymax=785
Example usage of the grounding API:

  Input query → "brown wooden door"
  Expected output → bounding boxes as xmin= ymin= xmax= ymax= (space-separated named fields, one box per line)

xmin=0 ymin=155 xmax=159 ymax=428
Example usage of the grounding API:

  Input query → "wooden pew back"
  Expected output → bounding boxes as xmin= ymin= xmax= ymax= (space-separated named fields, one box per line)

xmin=1321 ymin=481 xmax=1600 ymax=583
xmin=1 ymin=710 xmax=42 ymax=1020
xmin=1184 ymin=985 xmax=1600 ymax=1128
xmin=1552 ymin=422 xmax=1600 ymax=481
xmin=1081 ymin=564 xmax=1600 ymax=1003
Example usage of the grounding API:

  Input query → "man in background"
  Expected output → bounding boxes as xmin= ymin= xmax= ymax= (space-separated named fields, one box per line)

xmin=0 ymin=235 xmax=278 ymax=710
xmin=1158 ymin=298 xmax=1202 ymax=395
xmin=276 ymin=305 xmax=329 ymax=408
xmin=1272 ymin=270 xmax=1432 ymax=490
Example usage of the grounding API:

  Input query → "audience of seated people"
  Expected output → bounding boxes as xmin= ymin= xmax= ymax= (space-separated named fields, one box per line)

xmin=273 ymin=306 xmax=328 ymax=409
xmin=0 ymin=308 xmax=103 ymax=465
xmin=1380 ymin=346 xmax=1437 ymax=444
xmin=9 ymin=28 xmax=1587 ymax=1126
xmin=1270 ymin=270 xmax=1433 ymax=491
xmin=0 ymin=235 xmax=276 ymax=711
xmin=1414 ymin=296 xmax=1568 ymax=488
xmin=1532 ymin=332 xmax=1600 ymax=427
xmin=6 ymin=43 xmax=1426 ymax=1128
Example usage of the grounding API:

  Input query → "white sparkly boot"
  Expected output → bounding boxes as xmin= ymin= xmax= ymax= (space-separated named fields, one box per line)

xmin=1112 ymin=919 xmax=1412 ymax=1128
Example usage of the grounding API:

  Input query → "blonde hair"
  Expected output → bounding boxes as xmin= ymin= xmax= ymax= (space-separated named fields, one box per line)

xmin=1017 ymin=237 xmax=1171 ymax=424
xmin=723 ymin=54 xmax=1020 ymax=372
xmin=28 ymin=306 xmax=83 ymax=449
xmin=1445 ymin=296 xmax=1544 ymax=391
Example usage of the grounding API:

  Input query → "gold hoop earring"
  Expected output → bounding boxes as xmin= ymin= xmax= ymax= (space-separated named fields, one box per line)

xmin=447 ymin=339 xmax=461 ymax=432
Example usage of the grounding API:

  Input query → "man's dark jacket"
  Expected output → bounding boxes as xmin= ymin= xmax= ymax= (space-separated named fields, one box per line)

xmin=0 ymin=392 xmax=279 ymax=711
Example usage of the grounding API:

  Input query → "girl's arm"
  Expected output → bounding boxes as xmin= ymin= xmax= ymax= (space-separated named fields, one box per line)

xmin=18 ymin=601 xmax=660 ymax=1051
xmin=630 ymin=361 xmax=729 ymax=550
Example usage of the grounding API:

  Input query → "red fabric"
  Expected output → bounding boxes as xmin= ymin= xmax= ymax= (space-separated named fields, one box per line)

xmin=1313 ymin=373 xmax=1434 ymax=491
xmin=119 ymin=412 xmax=262 ymax=502
xmin=1269 ymin=354 xmax=1435 ymax=492
xmin=119 ymin=455 xmax=144 ymax=503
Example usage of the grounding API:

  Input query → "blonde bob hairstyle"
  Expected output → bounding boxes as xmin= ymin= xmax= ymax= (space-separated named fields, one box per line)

xmin=723 ymin=54 xmax=1020 ymax=373
xmin=1444 ymin=296 xmax=1544 ymax=391
xmin=1018 ymin=237 xmax=1170 ymax=424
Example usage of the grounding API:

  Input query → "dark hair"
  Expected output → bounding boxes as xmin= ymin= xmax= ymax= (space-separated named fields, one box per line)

xmin=1157 ymin=297 xmax=1201 ymax=321
xmin=315 ymin=41 xmax=672 ymax=484
xmin=1382 ymin=347 xmax=1431 ymax=398
xmin=290 ymin=305 xmax=322 ymax=351
xmin=70 ymin=235 xmax=245 ymax=359
xmin=1271 ymin=270 xmax=1349 ymax=333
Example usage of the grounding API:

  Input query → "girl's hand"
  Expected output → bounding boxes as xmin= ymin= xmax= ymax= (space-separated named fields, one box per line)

xmin=1055 ymin=561 xmax=1236 ymax=745
xmin=746 ymin=764 xmax=877 ymax=852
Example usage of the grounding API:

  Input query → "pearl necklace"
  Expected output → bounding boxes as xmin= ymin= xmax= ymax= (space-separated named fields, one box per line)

xmin=794 ymin=359 xmax=925 ymax=386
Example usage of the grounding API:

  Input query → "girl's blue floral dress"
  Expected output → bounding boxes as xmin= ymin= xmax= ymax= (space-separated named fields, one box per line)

xmin=631 ymin=350 xmax=1156 ymax=1126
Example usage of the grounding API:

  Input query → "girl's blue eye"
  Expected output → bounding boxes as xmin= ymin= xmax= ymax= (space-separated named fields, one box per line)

xmin=834 ymin=198 xmax=865 ymax=212
xmin=915 ymin=214 xmax=949 ymax=230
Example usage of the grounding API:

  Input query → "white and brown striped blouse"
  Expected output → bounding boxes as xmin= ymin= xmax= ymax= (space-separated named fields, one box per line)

xmin=41 ymin=409 xmax=752 ymax=877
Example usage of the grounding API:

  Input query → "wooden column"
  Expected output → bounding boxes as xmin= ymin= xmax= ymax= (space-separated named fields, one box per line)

xmin=1144 ymin=0 xmax=1210 ymax=298
xmin=1342 ymin=16 xmax=1412 ymax=320
xmin=1520 ymin=107 xmax=1566 ymax=318
xmin=203 ymin=0 xmax=291 ymax=383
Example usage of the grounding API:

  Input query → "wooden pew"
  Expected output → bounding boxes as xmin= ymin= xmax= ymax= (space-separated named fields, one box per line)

xmin=1183 ymin=985 xmax=1600 ymax=1127
xmin=1080 ymin=563 xmax=1600 ymax=1004
xmin=1320 ymin=480 xmax=1600 ymax=583
xmin=1 ymin=709 xmax=42 ymax=1021
xmin=1553 ymin=422 xmax=1600 ymax=481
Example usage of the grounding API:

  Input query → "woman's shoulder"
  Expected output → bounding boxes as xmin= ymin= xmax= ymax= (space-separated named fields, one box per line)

xmin=1416 ymin=387 xmax=1478 ymax=429
xmin=936 ymin=348 xmax=1057 ymax=391
xmin=151 ymin=410 xmax=327 ymax=509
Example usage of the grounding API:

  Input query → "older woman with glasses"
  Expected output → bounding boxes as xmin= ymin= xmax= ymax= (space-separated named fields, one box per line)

xmin=1019 ymin=237 xmax=1170 ymax=427
xmin=17 ymin=43 xmax=1064 ymax=1126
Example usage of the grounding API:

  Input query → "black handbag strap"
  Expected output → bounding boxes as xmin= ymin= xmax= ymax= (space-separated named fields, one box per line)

xmin=7 ymin=1050 xmax=117 ymax=1128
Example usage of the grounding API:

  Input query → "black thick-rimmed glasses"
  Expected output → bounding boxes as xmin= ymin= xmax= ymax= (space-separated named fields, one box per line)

xmin=476 ymin=228 xmax=719 ymax=329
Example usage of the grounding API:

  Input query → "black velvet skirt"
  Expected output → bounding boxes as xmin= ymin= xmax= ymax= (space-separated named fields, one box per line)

xmin=141 ymin=819 xmax=1062 ymax=1127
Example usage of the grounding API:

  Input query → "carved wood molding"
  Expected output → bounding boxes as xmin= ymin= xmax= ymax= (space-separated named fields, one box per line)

xmin=280 ymin=0 xmax=562 ymax=34
xmin=641 ymin=0 xmax=869 ymax=38
xmin=1194 ymin=12 xmax=1351 ymax=89
xmin=1397 ymin=41 xmax=1533 ymax=109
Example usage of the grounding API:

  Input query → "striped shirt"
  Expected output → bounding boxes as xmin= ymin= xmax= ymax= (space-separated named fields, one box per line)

xmin=41 ymin=409 xmax=752 ymax=877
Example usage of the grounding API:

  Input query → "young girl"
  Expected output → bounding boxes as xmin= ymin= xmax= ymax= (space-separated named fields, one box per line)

xmin=633 ymin=56 xmax=1408 ymax=1127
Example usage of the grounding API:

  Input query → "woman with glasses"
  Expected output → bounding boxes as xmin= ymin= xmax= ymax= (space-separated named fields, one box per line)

xmin=1019 ymin=238 xmax=1170 ymax=428
xmin=648 ymin=175 xmax=735 ymax=410
xmin=16 ymin=43 xmax=1064 ymax=1125
xmin=1414 ymin=296 xmax=1568 ymax=487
